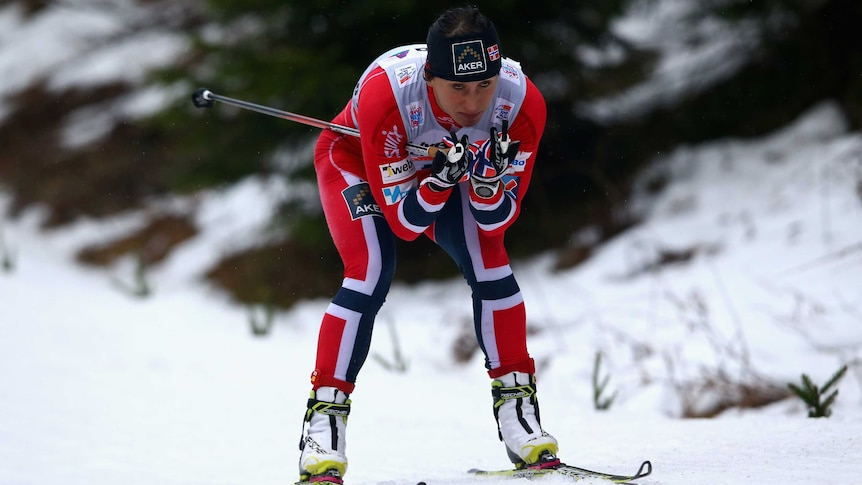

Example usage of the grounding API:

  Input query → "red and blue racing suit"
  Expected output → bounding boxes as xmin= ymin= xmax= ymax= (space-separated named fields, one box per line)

xmin=310 ymin=45 xmax=547 ymax=393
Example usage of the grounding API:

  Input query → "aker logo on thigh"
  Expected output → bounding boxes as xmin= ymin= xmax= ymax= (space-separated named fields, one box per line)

xmin=342 ymin=183 xmax=382 ymax=220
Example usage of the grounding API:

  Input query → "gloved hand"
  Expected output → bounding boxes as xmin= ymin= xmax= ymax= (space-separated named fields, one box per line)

xmin=470 ymin=121 xmax=520 ymax=198
xmin=423 ymin=133 xmax=471 ymax=192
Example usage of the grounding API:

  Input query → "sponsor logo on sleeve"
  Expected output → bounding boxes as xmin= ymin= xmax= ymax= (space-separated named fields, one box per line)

xmin=381 ymin=180 xmax=417 ymax=205
xmin=396 ymin=63 xmax=419 ymax=88
xmin=493 ymin=99 xmax=514 ymax=124
xmin=435 ymin=114 xmax=456 ymax=132
xmin=378 ymin=50 xmax=410 ymax=69
xmin=342 ymin=183 xmax=382 ymax=220
xmin=510 ymin=151 xmax=531 ymax=173
xmin=407 ymin=102 xmax=424 ymax=128
xmin=380 ymin=159 xmax=415 ymax=184
xmin=500 ymin=64 xmax=521 ymax=85
xmin=382 ymin=125 xmax=404 ymax=158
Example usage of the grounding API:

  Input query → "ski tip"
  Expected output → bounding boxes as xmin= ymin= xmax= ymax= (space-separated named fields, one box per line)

xmin=638 ymin=460 xmax=653 ymax=477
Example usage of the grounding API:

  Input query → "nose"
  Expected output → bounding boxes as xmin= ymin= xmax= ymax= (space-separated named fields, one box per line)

xmin=462 ymin=90 xmax=481 ymax=113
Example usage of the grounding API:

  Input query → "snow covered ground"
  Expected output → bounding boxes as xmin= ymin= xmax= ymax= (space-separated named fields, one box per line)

xmin=2 ymin=100 xmax=862 ymax=485
xmin=2 ymin=1 xmax=862 ymax=484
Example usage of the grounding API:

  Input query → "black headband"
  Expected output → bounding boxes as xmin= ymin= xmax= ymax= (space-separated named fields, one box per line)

xmin=425 ymin=24 xmax=502 ymax=82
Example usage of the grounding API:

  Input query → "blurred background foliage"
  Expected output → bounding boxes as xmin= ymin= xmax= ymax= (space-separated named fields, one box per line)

xmin=1 ymin=0 xmax=861 ymax=308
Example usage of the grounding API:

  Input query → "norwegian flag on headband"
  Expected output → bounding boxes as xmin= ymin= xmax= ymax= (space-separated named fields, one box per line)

xmin=487 ymin=44 xmax=500 ymax=61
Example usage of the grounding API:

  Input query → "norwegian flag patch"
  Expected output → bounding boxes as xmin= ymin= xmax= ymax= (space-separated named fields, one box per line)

xmin=487 ymin=44 xmax=500 ymax=61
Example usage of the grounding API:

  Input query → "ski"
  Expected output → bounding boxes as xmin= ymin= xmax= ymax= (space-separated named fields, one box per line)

xmin=298 ymin=459 xmax=652 ymax=485
xmin=467 ymin=459 xmax=652 ymax=484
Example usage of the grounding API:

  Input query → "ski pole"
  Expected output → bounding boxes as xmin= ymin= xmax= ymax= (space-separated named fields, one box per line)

xmin=191 ymin=88 xmax=437 ymax=157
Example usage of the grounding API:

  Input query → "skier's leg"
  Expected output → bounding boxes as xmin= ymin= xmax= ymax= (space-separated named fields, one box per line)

xmin=310 ymin=201 xmax=395 ymax=393
xmin=430 ymin=186 xmax=534 ymax=374
xmin=431 ymin=185 xmax=558 ymax=467
xmin=298 ymin=134 xmax=396 ymax=482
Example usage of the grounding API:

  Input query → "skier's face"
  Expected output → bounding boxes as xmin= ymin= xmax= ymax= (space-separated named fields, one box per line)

xmin=427 ymin=75 xmax=499 ymax=127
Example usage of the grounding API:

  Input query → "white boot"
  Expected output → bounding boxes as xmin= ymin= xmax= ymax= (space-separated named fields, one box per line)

xmin=298 ymin=387 xmax=350 ymax=482
xmin=492 ymin=372 xmax=559 ymax=467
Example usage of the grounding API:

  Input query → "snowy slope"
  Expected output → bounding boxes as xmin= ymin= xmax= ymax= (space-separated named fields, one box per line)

xmin=2 ymin=1 xmax=862 ymax=484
